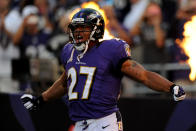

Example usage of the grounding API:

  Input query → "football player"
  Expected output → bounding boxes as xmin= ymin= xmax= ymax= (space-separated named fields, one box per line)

xmin=21 ymin=8 xmax=186 ymax=131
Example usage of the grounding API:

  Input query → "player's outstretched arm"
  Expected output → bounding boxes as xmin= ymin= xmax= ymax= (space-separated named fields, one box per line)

xmin=121 ymin=59 xmax=186 ymax=101
xmin=20 ymin=71 xmax=67 ymax=111
xmin=42 ymin=71 xmax=67 ymax=101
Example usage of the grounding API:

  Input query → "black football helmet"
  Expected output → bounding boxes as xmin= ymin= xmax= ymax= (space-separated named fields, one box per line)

xmin=68 ymin=8 xmax=105 ymax=52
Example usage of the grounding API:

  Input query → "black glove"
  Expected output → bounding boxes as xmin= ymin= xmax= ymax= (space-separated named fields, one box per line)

xmin=20 ymin=94 xmax=45 ymax=112
xmin=170 ymin=84 xmax=186 ymax=101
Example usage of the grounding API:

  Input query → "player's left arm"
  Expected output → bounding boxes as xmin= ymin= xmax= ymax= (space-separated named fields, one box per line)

xmin=121 ymin=59 xmax=186 ymax=101
xmin=121 ymin=59 xmax=172 ymax=92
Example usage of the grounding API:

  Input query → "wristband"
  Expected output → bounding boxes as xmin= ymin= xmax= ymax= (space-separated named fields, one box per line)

xmin=36 ymin=95 xmax=46 ymax=107
xmin=170 ymin=84 xmax=176 ymax=94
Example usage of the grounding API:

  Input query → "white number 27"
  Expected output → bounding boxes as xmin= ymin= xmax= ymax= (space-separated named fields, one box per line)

xmin=67 ymin=66 xmax=96 ymax=100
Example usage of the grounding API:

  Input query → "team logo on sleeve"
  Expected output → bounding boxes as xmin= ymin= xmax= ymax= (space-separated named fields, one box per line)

xmin=124 ymin=44 xmax=131 ymax=57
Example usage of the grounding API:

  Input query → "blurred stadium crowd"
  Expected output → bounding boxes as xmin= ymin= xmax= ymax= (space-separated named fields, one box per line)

xmin=0 ymin=0 xmax=195 ymax=96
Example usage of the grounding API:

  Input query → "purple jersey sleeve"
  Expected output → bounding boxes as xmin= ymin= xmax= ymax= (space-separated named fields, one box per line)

xmin=107 ymin=39 xmax=131 ymax=71
xmin=113 ymin=39 xmax=131 ymax=69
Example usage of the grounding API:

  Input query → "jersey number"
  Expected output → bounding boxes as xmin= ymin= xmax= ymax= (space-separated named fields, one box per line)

xmin=67 ymin=66 xmax=96 ymax=100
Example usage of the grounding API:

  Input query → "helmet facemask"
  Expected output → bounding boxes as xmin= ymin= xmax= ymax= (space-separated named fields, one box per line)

xmin=69 ymin=24 xmax=93 ymax=52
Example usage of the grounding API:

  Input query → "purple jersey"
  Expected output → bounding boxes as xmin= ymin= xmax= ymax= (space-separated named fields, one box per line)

xmin=61 ymin=39 xmax=131 ymax=121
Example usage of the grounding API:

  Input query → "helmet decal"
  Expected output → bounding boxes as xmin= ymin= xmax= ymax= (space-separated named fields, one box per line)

xmin=72 ymin=18 xmax=84 ymax=23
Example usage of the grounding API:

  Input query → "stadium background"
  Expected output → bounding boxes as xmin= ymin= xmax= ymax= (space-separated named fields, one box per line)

xmin=1 ymin=0 xmax=196 ymax=131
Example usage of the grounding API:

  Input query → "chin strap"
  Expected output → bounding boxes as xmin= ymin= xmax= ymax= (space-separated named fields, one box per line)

xmin=77 ymin=40 xmax=89 ymax=62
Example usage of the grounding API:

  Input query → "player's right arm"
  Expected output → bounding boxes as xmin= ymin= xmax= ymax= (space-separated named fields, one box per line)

xmin=42 ymin=71 xmax=67 ymax=101
xmin=20 ymin=71 xmax=67 ymax=111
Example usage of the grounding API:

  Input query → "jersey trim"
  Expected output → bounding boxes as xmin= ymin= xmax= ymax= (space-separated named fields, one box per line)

xmin=117 ymin=56 xmax=132 ymax=72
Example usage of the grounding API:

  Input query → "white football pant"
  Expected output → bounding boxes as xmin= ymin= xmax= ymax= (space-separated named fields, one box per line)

xmin=74 ymin=112 xmax=123 ymax=131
